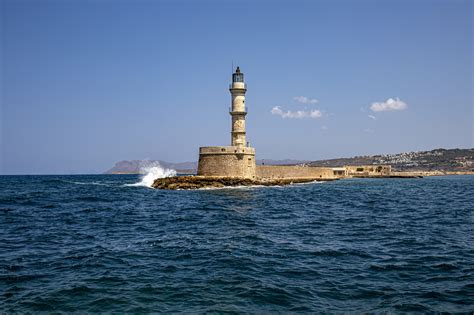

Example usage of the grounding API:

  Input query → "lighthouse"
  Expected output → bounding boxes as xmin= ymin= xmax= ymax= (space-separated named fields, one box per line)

xmin=230 ymin=67 xmax=247 ymax=147
xmin=197 ymin=66 xmax=256 ymax=178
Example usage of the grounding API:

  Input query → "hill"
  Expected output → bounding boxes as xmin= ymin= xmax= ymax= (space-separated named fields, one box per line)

xmin=104 ymin=160 xmax=197 ymax=174
xmin=308 ymin=148 xmax=474 ymax=172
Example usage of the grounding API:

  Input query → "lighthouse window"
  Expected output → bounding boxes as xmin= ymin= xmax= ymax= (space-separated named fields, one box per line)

xmin=233 ymin=73 xmax=244 ymax=82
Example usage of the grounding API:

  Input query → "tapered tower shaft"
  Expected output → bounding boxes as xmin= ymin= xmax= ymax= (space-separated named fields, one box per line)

xmin=229 ymin=67 xmax=247 ymax=147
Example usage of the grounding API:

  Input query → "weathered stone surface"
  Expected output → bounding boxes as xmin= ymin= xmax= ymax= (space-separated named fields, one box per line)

xmin=198 ymin=146 xmax=256 ymax=179
xmin=256 ymin=165 xmax=336 ymax=179
xmin=152 ymin=176 xmax=336 ymax=190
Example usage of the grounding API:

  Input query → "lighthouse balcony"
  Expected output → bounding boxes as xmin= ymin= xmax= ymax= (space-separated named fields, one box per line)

xmin=229 ymin=107 xmax=247 ymax=115
xmin=229 ymin=83 xmax=247 ymax=90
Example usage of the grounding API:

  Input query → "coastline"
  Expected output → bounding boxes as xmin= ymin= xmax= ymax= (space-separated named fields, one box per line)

xmin=150 ymin=172 xmax=474 ymax=190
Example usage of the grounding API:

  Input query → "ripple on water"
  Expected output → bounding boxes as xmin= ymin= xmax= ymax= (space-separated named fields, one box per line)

xmin=0 ymin=175 xmax=473 ymax=312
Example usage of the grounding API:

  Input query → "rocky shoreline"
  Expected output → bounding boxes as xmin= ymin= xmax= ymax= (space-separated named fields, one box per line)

xmin=151 ymin=176 xmax=336 ymax=190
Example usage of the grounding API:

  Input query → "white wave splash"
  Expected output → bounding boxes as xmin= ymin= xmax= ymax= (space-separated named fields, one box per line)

xmin=125 ymin=162 xmax=176 ymax=188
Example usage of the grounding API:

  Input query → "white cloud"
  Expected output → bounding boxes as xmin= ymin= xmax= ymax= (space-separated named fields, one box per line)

xmin=309 ymin=109 xmax=322 ymax=118
xmin=368 ymin=115 xmax=377 ymax=120
xmin=364 ymin=128 xmax=374 ymax=133
xmin=370 ymin=97 xmax=407 ymax=112
xmin=293 ymin=96 xmax=319 ymax=104
xmin=321 ymin=125 xmax=328 ymax=130
xmin=271 ymin=106 xmax=322 ymax=119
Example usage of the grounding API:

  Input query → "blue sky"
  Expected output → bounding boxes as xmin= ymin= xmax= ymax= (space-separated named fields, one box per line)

xmin=1 ymin=0 xmax=472 ymax=174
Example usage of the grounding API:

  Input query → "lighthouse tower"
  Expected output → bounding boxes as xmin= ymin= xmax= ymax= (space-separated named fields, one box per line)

xmin=230 ymin=67 xmax=247 ymax=147
xmin=197 ymin=66 xmax=256 ymax=179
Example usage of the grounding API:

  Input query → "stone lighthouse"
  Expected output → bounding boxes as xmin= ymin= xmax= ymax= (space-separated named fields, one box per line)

xmin=197 ymin=67 xmax=256 ymax=178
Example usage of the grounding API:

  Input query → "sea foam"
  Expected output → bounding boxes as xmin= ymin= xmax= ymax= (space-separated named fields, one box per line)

xmin=126 ymin=162 xmax=176 ymax=187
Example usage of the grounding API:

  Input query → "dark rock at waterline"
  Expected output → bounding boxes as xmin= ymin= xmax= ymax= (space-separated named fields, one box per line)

xmin=151 ymin=176 xmax=336 ymax=190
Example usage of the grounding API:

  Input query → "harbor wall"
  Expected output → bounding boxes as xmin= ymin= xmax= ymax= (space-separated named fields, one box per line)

xmin=256 ymin=165 xmax=335 ymax=179
xmin=345 ymin=165 xmax=391 ymax=176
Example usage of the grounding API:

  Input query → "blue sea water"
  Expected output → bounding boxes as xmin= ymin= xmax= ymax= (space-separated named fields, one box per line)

xmin=0 ymin=174 xmax=473 ymax=313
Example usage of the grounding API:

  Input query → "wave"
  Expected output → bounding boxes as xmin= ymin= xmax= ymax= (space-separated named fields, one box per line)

xmin=195 ymin=181 xmax=326 ymax=191
xmin=125 ymin=162 xmax=176 ymax=188
xmin=67 ymin=181 xmax=112 ymax=186
xmin=196 ymin=185 xmax=267 ymax=191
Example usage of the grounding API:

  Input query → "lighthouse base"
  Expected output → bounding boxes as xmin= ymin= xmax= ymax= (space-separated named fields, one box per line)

xmin=197 ymin=146 xmax=256 ymax=179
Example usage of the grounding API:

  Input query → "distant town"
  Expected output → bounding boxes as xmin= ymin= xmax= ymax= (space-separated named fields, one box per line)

xmin=308 ymin=148 xmax=474 ymax=172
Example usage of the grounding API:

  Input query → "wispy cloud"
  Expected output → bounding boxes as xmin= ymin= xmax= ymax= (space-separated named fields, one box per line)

xmin=368 ymin=115 xmax=377 ymax=120
xmin=271 ymin=106 xmax=322 ymax=119
xmin=293 ymin=96 xmax=319 ymax=104
xmin=364 ymin=128 xmax=374 ymax=133
xmin=370 ymin=97 xmax=407 ymax=112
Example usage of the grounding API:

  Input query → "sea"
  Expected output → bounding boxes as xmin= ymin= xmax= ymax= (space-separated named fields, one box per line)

xmin=1 ymin=169 xmax=473 ymax=313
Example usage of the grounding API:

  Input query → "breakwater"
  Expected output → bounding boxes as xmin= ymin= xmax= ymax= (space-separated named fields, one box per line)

xmin=152 ymin=175 xmax=336 ymax=190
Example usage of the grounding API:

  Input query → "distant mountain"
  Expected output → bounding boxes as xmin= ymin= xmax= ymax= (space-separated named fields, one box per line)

xmin=105 ymin=158 xmax=308 ymax=174
xmin=104 ymin=160 xmax=197 ymax=174
xmin=308 ymin=148 xmax=474 ymax=172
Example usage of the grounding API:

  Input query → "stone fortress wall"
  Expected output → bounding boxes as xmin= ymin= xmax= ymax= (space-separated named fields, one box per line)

xmin=256 ymin=165 xmax=335 ymax=180
xmin=345 ymin=165 xmax=392 ymax=176
xmin=255 ymin=164 xmax=396 ymax=180
xmin=197 ymin=146 xmax=256 ymax=179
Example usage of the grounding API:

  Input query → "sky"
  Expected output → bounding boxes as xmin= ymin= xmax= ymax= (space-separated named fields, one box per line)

xmin=1 ymin=0 xmax=473 ymax=174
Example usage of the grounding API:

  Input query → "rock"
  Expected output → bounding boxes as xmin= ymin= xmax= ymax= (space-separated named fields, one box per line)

xmin=151 ymin=176 xmax=336 ymax=190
